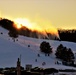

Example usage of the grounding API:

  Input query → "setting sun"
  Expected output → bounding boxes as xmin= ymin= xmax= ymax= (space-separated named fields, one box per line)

xmin=14 ymin=18 xmax=33 ymax=29
xmin=14 ymin=18 xmax=43 ymax=32
xmin=14 ymin=23 xmax=22 ymax=29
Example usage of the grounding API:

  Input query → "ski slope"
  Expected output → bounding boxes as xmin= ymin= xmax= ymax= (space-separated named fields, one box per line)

xmin=0 ymin=26 xmax=76 ymax=70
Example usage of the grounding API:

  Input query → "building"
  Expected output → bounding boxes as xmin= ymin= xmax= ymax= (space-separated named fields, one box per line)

xmin=17 ymin=58 xmax=21 ymax=75
xmin=26 ymin=64 xmax=32 ymax=71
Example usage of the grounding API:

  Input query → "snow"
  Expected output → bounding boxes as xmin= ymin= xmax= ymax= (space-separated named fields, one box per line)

xmin=0 ymin=26 xmax=76 ymax=70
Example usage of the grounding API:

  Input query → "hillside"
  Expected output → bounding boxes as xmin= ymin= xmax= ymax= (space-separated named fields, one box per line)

xmin=0 ymin=18 xmax=58 ymax=40
xmin=0 ymin=26 xmax=76 ymax=70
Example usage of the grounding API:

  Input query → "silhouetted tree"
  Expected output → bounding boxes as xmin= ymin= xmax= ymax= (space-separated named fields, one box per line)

xmin=55 ymin=44 xmax=75 ymax=64
xmin=67 ymin=48 xmax=75 ymax=62
xmin=55 ymin=44 xmax=64 ymax=58
xmin=0 ymin=18 xmax=14 ymax=31
xmin=58 ymin=29 xmax=76 ymax=42
xmin=8 ymin=30 xmax=18 ymax=38
xmin=40 ymin=41 xmax=52 ymax=54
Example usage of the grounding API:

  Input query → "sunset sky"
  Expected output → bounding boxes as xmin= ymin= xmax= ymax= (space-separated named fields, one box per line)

xmin=0 ymin=0 xmax=76 ymax=29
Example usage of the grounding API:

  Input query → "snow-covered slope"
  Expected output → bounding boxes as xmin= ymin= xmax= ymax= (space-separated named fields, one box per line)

xmin=0 ymin=27 xmax=76 ymax=70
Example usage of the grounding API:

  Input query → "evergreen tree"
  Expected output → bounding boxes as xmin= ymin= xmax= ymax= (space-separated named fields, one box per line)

xmin=8 ymin=30 xmax=18 ymax=38
xmin=55 ymin=44 xmax=64 ymax=58
xmin=40 ymin=41 xmax=52 ymax=54
xmin=67 ymin=48 xmax=75 ymax=62
xmin=55 ymin=44 xmax=75 ymax=64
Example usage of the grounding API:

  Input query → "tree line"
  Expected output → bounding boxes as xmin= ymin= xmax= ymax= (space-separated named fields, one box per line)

xmin=58 ymin=29 xmax=76 ymax=42
xmin=40 ymin=41 xmax=75 ymax=66
xmin=0 ymin=18 xmax=58 ymax=39
xmin=55 ymin=44 xmax=75 ymax=65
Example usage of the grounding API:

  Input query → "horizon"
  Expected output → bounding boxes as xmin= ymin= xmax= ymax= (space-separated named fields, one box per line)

xmin=0 ymin=0 xmax=76 ymax=29
xmin=1 ymin=17 xmax=76 ymax=30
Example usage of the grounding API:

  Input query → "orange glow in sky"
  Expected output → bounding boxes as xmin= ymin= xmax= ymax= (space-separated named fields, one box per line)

xmin=14 ymin=18 xmax=59 ymax=37
xmin=0 ymin=0 xmax=76 ymax=29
